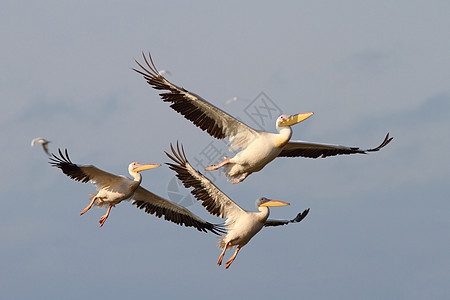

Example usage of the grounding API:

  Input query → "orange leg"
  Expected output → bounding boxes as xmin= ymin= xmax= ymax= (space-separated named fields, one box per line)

xmin=80 ymin=197 xmax=96 ymax=216
xmin=217 ymin=242 xmax=229 ymax=266
xmin=225 ymin=246 xmax=241 ymax=269
xmin=205 ymin=157 xmax=230 ymax=171
xmin=98 ymin=204 xmax=113 ymax=227
xmin=232 ymin=172 xmax=251 ymax=184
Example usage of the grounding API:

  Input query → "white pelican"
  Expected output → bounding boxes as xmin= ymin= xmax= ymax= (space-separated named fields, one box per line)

xmin=166 ymin=143 xmax=310 ymax=269
xmin=134 ymin=53 xmax=393 ymax=183
xmin=49 ymin=148 xmax=224 ymax=234
xmin=31 ymin=137 xmax=51 ymax=156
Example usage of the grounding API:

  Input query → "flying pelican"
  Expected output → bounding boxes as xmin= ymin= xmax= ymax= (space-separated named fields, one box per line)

xmin=166 ymin=143 xmax=310 ymax=269
xmin=49 ymin=148 xmax=223 ymax=234
xmin=134 ymin=53 xmax=393 ymax=184
xmin=31 ymin=137 xmax=51 ymax=156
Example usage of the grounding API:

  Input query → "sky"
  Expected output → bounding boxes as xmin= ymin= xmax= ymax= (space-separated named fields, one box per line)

xmin=1 ymin=1 xmax=450 ymax=299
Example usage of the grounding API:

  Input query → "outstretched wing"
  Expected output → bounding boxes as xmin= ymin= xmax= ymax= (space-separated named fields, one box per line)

xmin=279 ymin=133 xmax=393 ymax=158
xmin=132 ymin=187 xmax=224 ymax=235
xmin=264 ymin=208 xmax=310 ymax=227
xmin=165 ymin=142 xmax=245 ymax=220
xmin=49 ymin=148 xmax=125 ymax=192
xmin=133 ymin=53 xmax=258 ymax=151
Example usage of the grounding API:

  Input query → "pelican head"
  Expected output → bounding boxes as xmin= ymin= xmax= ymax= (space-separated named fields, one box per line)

xmin=256 ymin=197 xmax=290 ymax=207
xmin=277 ymin=112 xmax=314 ymax=127
xmin=129 ymin=162 xmax=161 ymax=174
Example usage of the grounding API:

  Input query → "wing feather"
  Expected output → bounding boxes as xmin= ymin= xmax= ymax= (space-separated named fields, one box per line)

xmin=279 ymin=133 xmax=393 ymax=158
xmin=132 ymin=187 xmax=224 ymax=235
xmin=49 ymin=148 xmax=125 ymax=191
xmin=264 ymin=208 xmax=310 ymax=227
xmin=165 ymin=142 xmax=245 ymax=219
xmin=134 ymin=53 xmax=258 ymax=151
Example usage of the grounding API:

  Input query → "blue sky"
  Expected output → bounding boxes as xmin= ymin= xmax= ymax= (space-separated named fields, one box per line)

xmin=1 ymin=1 xmax=450 ymax=299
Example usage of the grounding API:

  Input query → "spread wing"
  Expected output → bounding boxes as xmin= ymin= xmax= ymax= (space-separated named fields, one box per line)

xmin=133 ymin=53 xmax=258 ymax=151
xmin=279 ymin=133 xmax=393 ymax=158
xmin=49 ymin=148 xmax=126 ymax=193
xmin=132 ymin=187 xmax=224 ymax=235
xmin=165 ymin=142 xmax=245 ymax=220
xmin=264 ymin=208 xmax=310 ymax=227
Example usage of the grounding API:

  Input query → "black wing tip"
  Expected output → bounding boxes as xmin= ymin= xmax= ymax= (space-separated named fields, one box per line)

xmin=164 ymin=141 xmax=188 ymax=167
xmin=367 ymin=132 xmax=393 ymax=152
xmin=48 ymin=148 xmax=72 ymax=167
xmin=134 ymin=53 xmax=228 ymax=140
xmin=208 ymin=222 xmax=227 ymax=235
xmin=291 ymin=208 xmax=310 ymax=223
xmin=132 ymin=199 xmax=224 ymax=235
xmin=133 ymin=51 xmax=163 ymax=80
xmin=164 ymin=142 xmax=224 ymax=219
xmin=49 ymin=148 xmax=90 ymax=183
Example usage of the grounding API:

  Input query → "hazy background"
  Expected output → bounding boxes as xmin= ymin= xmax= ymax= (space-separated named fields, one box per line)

xmin=1 ymin=1 xmax=449 ymax=299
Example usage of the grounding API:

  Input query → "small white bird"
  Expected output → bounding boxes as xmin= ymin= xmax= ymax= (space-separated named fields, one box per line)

xmin=31 ymin=137 xmax=51 ymax=156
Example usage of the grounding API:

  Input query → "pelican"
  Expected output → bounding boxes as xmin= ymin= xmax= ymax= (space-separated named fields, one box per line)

xmin=166 ymin=143 xmax=310 ymax=269
xmin=134 ymin=53 xmax=393 ymax=183
xmin=224 ymin=96 xmax=250 ymax=105
xmin=49 ymin=148 xmax=223 ymax=234
xmin=31 ymin=137 xmax=51 ymax=156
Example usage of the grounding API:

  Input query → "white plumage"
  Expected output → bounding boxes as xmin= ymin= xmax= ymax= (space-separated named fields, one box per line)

xmin=134 ymin=52 xmax=393 ymax=183
xmin=49 ymin=148 xmax=224 ymax=234
xmin=166 ymin=143 xmax=309 ymax=269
